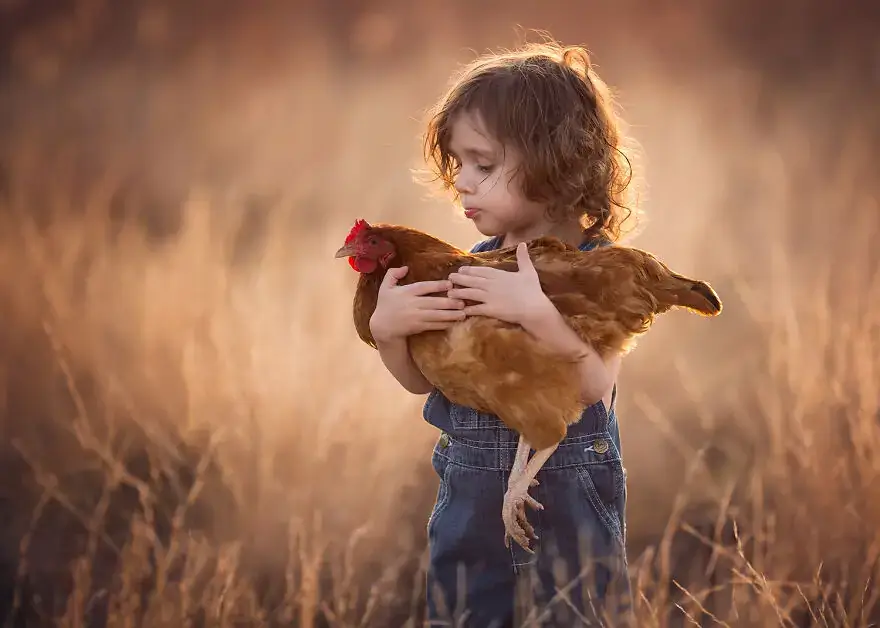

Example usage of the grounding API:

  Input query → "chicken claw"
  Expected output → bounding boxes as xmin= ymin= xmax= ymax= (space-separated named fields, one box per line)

xmin=503 ymin=443 xmax=559 ymax=552
xmin=503 ymin=477 xmax=543 ymax=552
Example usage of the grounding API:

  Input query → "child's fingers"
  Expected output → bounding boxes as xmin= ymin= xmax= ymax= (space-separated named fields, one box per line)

xmin=415 ymin=296 xmax=465 ymax=310
xmin=455 ymin=265 xmax=500 ymax=279
xmin=420 ymin=320 xmax=461 ymax=332
xmin=462 ymin=304 xmax=492 ymax=317
xmin=404 ymin=279 xmax=453 ymax=296
xmin=381 ymin=266 xmax=408 ymax=288
xmin=448 ymin=272 xmax=489 ymax=288
xmin=447 ymin=287 xmax=487 ymax=301
xmin=424 ymin=309 xmax=467 ymax=323
xmin=515 ymin=241 xmax=536 ymax=274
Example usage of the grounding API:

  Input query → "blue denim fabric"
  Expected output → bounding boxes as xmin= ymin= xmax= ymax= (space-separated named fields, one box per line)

xmin=424 ymin=235 xmax=632 ymax=627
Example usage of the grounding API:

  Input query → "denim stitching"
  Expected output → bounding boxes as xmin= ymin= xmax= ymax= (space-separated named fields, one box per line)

xmin=575 ymin=464 xmax=624 ymax=544
xmin=445 ymin=429 xmax=611 ymax=448
xmin=427 ymin=455 xmax=453 ymax=537
xmin=432 ymin=452 xmax=498 ymax=472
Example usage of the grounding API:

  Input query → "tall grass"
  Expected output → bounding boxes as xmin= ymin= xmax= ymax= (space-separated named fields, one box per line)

xmin=1 ymin=157 xmax=877 ymax=626
xmin=0 ymin=188 xmax=440 ymax=625
xmin=0 ymin=3 xmax=878 ymax=626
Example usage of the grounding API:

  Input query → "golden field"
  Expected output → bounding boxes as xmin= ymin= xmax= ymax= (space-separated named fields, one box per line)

xmin=0 ymin=1 xmax=877 ymax=625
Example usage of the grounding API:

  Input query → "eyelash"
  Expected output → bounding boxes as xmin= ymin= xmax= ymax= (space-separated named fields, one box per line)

xmin=449 ymin=156 xmax=494 ymax=175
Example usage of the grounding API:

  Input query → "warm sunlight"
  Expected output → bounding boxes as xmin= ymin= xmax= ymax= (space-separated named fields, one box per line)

xmin=0 ymin=2 xmax=877 ymax=626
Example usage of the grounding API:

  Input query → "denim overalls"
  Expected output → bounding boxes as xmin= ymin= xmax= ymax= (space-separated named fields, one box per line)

xmin=424 ymin=236 xmax=632 ymax=627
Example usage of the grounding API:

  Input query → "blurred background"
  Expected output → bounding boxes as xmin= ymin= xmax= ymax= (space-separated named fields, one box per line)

xmin=0 ymin=0 xmax=878 ymax=626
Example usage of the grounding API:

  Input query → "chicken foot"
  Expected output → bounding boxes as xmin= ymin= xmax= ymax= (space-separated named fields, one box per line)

xmin=503 ymin=434 xmax=557 ymax=553
xmin=505 ymin=436 xmax=541 ymax=546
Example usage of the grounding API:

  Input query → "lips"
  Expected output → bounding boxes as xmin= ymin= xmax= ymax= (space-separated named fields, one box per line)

xmin=463 ymin=207 xmax=480 ymax=219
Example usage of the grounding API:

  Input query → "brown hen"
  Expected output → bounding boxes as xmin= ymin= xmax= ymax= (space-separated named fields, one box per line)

xmin=335 ymin=219 xmax=722 ymax=549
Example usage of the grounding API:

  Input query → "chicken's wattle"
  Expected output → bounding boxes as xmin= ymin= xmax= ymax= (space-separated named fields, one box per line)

xmin=349 ymin=256 xmax=377 ymax=274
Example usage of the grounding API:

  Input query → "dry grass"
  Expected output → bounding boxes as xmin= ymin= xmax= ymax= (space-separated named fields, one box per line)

xmin=0 ymin=3 xmax=878 ymax=627
xmin=0 ymin=189 xmax=439 ymax=626
xmin=1 ymin=156 xmax=877 ymax=627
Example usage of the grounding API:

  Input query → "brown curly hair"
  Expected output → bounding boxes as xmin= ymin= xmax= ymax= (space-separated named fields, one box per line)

xmin=422 ymin=40 xmax=640 ymax=243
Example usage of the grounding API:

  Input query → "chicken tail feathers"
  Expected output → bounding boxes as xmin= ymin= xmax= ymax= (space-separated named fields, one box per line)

xmin=666 ymin=272 xmax=723 ymax=316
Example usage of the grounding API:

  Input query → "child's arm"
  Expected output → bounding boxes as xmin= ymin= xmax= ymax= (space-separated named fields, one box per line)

xmin=370 ymin=267 xmax=465 ymax=395
xmin=374 ymin=338 xmax=434 ymax=394
xmin=520 ymin=301 xmax=620 ymax=405
xmin=448 ymin=243 xmax=619 ymax=406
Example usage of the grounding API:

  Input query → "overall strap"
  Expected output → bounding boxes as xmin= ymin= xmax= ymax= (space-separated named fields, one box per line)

xmin=469 ymin=236 xmax=503 ymax=253
xmin=473 ymin=234 xmax=610 ymax=253
xmin=579 ymin=235 xmax=612 ymax=252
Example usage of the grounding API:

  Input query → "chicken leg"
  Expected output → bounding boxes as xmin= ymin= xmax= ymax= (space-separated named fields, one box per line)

xmin=508 ymin=434 xmax=532 ymax=487
xmin=503 ymin=434 xmax=556 ymax=552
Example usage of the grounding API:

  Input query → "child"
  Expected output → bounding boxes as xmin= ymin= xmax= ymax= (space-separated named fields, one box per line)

xmin=368 ymin=39 xmax=639 ymax=626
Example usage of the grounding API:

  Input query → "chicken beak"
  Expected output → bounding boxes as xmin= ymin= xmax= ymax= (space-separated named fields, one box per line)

xmin=334 ymin=243 xmax=356 ymax=258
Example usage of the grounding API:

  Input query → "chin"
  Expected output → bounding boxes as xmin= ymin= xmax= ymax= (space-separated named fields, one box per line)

xmin=474 ymin=228 xmax=501 ymax=240
xmin=471 ymin=216 xmax=502 ymax=238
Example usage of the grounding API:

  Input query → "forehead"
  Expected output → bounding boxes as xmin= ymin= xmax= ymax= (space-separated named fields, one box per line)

xmin=448 ymin=110 xmax=500 ymax=158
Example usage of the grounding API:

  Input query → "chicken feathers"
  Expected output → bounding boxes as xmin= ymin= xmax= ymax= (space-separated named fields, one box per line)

xmin=336 ymin=221 xmax=721 ymax=450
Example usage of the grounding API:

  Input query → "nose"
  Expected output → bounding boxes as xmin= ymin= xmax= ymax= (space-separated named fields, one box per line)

xmin=454 ymin=169 xmax=477 ymax=196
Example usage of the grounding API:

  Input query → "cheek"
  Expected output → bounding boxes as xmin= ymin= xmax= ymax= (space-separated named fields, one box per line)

xmin=483 ymin=168 xmax=519 ymax=199
xmin=503 ymin=179 xmax=538 ymax=216
xmin=502 ymin=169 xmax=527 ymax=199
xmin=471 ymin=174 xmax=500 ymax=203
xmin=485 ymin=180 xmax=521 ymax=212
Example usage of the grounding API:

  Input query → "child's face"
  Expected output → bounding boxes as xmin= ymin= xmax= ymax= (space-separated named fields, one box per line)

xmin=448 ymin=110 xmax=547 ymax=238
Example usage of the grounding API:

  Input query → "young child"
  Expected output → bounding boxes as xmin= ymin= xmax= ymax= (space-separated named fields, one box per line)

xmin=368 ymin=40 xmax=639 ymax=626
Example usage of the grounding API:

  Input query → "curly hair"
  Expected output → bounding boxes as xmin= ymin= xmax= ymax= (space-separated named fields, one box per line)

xmin=422 ymin=40 xmax=640 ymax=243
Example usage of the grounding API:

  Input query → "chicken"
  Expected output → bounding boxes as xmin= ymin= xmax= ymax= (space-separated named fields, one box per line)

xmin=335 ymin=219 xmax=722 ymax=549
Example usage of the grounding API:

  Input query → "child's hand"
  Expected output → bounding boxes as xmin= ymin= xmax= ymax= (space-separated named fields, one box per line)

xmin=448 ymin=242 xmax=553 ymax=328
xmin=369 ymin=267 xmax=466 ymax=344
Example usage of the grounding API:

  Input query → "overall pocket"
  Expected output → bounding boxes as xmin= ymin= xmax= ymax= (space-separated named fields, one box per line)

xmin=574 ymin=459 xmax=626 ymax=545
xmin=427 ymin=449 xmax=453 ymax=539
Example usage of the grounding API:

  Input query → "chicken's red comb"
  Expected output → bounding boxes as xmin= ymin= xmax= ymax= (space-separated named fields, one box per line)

xmin=344 ymin=219 xmax=371 ymax=244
